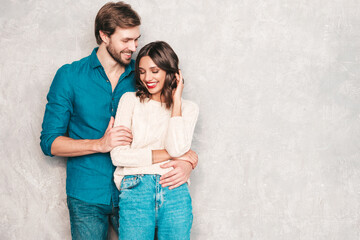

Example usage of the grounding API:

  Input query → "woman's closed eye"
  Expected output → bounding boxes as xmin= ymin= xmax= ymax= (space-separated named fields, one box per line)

xmin=139 ymin=70 xmax=158 ymax=74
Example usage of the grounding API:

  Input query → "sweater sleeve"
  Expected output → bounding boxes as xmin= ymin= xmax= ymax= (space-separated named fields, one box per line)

xmin=110 ymin=92 xmax=153 ymax=167
xmin=164 ymin=100 xmax=199 ymax=157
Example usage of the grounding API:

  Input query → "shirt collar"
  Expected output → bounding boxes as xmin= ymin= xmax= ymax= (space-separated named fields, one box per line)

xmin=89 ymin=47 xmax=135 ymax=75
xmin=123 ymin=59 xmax=135 ymax=77
xmin=89 ymin=47 xmax=102 ymax=69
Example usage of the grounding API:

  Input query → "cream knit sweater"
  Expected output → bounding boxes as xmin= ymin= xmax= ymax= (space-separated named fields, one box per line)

xmin=110 ymin=92 xmax=199 ymax=190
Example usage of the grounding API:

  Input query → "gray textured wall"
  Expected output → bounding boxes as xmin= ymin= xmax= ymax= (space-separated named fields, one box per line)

xmin=1 ymin=0 xmax=360 ymax=239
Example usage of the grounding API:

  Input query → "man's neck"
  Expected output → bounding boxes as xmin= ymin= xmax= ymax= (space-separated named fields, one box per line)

xmin=96 ymin=44 xmax=126 ymax=76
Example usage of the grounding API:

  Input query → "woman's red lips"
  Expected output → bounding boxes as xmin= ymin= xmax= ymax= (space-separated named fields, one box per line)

xmin=146 ymin=82 xmax=158 ymax=89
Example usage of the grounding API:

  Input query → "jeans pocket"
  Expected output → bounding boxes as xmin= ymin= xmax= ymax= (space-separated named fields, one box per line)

xmin=120 ymin=175 xmax=141 ymax=190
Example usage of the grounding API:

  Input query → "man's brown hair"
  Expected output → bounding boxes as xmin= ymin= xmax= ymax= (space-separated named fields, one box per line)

xmin=95 ymin=1 xmax=141 ymax=45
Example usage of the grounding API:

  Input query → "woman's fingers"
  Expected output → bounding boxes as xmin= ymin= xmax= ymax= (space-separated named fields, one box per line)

xmin=179 ymin=70 xmax=183 ymax=81
xmin=178 ymin=70 xmax=183 ymax=86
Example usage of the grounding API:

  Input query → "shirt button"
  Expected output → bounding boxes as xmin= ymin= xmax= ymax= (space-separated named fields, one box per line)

xmin=112 ymin=98 xmax=114 ymax=100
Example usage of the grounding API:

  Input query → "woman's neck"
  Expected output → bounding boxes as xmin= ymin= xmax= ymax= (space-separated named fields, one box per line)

xmin=150 ymin=93 xmax=162 ymax=103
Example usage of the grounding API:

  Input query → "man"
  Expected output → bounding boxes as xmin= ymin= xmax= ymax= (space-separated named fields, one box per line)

xmin=40 ymin=2 xmax=198 ymax=239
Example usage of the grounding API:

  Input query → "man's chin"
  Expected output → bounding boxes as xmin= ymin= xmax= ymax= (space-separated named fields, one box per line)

xmin=114 ymin=57 xmax=131 ymax=66
xmin=121 ymin=58 xmax=132 ymax=65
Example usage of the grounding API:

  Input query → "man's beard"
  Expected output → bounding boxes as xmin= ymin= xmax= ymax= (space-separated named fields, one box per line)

xmin=106 ymin=44 xmax=132 ymax=66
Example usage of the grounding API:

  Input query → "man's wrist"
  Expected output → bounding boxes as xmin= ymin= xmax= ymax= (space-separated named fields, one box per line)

xmin=187 ymin=160 xmax=195 ymax=169
xmin=185 ymin=159 xmax=195 ymax=169
xmin=92 ymin=139 xmax=104 ymax=153
xmin=173 ymin=158 xmax=194 ymax=169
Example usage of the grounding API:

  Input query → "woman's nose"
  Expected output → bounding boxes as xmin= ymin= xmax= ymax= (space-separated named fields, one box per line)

xmin=144 ymin=72 xmax=152 ymax=81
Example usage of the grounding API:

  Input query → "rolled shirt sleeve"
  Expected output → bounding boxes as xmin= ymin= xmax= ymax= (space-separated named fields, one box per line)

xmin=40 ymin=65 xmax=73 ymax=156
xmin=165 ymin=100 xmax=199 ymax=157
xmin=110 ymin=92 xmax=153 ymax=167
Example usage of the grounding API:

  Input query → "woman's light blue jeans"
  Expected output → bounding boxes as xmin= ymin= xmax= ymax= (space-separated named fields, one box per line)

xmin=118 ymin=174 xmax=193 ymax=240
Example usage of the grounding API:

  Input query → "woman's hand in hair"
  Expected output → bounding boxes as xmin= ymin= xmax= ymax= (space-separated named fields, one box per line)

xmin=172 ymin=70 xmax=184 ymax=102
xmin=171 ymin=70 xmax=184 ymax=117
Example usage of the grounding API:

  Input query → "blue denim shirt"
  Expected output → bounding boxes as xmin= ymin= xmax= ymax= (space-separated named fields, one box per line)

xmin=40 ymin=48 xmax=136 ymax=205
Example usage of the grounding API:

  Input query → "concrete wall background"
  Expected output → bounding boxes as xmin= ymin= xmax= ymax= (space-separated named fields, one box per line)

xmin=1 ymin=0 xmax=360 ymax=239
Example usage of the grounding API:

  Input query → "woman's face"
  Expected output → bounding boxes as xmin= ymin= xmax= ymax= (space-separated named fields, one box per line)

xmin=139 ymin=56 xmax=167 ymax=102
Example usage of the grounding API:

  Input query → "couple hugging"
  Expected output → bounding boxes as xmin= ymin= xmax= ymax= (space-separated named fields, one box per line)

xmin=40 ymin=1 xmax=198 ymax=240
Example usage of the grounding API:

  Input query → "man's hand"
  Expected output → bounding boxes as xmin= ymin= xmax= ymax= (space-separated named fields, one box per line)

xmin=173 ymin=149 xmax=198 ymax=169
xmin=159 ymin=160 xmax=193 ymax=190
xmin=97 ymin=117 xmax=133 ymax=153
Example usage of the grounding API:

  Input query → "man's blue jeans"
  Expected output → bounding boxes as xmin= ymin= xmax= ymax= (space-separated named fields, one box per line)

xmin=67 ymin=196 xmax=119 ymax=240
xmin=119 ymin=174 xmax=193 ymax=240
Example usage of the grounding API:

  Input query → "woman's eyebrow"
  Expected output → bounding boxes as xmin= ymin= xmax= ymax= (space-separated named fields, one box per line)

xmin=138 ymin=65 xmax=158 ymax=70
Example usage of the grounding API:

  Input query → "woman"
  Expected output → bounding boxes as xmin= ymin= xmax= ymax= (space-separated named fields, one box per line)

xmin=110 ymin=41 xmax=199 ymax=240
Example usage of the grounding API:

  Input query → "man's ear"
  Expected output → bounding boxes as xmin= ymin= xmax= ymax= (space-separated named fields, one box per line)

xmin=99 ymin=30 xmax=109 ymax=44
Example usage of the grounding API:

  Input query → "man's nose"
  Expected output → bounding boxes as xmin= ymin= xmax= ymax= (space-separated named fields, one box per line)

xmin=128 ymin=41 xmax=136 ymax=52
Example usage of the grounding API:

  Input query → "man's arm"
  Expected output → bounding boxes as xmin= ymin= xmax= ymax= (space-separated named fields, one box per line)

xmin=159 ymin=161 xmax=194 ymax=190
xmin=40 ymin=65 xmax=74 ymax=157
xmin=152 ymin=149 xmax=199 ymax=189
xmin=51 ymin=117 xmax=133 ymax=157
xmin=159 ymin=150 xmax=198 ymax=189
xmin=40 ymin=65 xmax=133 ymax=157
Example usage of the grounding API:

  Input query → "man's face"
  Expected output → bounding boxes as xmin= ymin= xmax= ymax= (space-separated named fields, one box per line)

xmin=106 ymin=26 xmax=140 ymax=66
